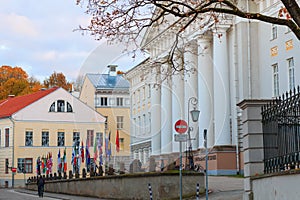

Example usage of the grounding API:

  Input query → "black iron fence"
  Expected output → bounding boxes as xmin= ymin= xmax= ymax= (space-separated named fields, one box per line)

xmin=262 ymin=86 xmax=300 ymax=174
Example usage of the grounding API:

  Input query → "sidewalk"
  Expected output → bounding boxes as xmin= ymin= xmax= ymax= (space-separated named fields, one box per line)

xmin=15 ymin=189 xmax=104 ymax=200
xmin=16 ymin=176 xmax=243 ymax=200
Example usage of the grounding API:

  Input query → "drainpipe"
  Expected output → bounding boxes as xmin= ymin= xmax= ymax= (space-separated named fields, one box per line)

xmin=232 ymin=19 xmax=240 ymax=175
xmin=9 ymin=117 xmax=15 ymax=188
xmin=247 ymin=0 xmax=252 ymax=98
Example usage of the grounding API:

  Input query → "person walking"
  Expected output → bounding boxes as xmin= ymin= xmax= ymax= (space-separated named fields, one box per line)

xmin=37 ymin=175 xmax=45 ymax=197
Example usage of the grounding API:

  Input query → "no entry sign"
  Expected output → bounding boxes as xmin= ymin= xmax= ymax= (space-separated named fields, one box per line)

xmin=174 ymin=120 xmax=188 ymax=134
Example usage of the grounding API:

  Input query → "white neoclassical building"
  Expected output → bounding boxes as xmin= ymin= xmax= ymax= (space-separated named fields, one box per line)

xmin=125 ymin=0 xmax=300 ymax=175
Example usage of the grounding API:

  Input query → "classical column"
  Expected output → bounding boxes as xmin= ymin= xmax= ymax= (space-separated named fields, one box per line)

xmin=150 ymin=66 xmax=161 ymax=155
xmin=161 ymin=64 xmax=172 ymax=154
xmin=197 ymin=35 xmax=214 ymax=148
xmin=184 ymin=41 xmax=199 ymax=149
xmin=172 ymin=51 xmax=185 ymax=152
xmin=213 ymin=27 xmax=231 ymax=145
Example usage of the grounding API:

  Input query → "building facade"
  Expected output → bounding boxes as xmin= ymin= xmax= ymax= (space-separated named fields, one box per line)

xmin=0 ymin=87 xmax=105 ymax=187
xmin=80 ymin=65 xmax=131 ymax=170
xmin=125 ymin=0 xmax=300 ymax=174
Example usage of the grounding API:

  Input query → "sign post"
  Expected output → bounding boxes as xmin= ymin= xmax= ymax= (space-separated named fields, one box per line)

xmin=174 ymin=119 xmax=188 ymax=200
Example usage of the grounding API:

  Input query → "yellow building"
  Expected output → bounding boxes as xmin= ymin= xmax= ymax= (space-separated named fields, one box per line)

xmin=0 ymin=87 xmax=105 ymax=188
xmin=80 ymin=65 xmax=131 ymax=170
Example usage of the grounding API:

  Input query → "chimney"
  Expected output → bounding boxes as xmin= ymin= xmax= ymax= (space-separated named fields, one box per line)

xmin=107 ymin=65 xmax=118 ymax=76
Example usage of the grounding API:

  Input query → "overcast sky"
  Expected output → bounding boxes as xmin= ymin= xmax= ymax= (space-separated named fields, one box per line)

xmin=0 ymin=0 xmax=147 ymax=82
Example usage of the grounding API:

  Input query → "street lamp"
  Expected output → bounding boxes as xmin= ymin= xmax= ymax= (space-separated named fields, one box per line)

xmin=187 ymin=97 xmax=200 ymax=170
xmin=204 ymin=129 xmax=208 ymax=200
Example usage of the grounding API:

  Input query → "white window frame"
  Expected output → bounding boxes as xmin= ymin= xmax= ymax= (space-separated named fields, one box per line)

xmin=117 ymin=116 xmax=124 ymax=129
xmin=287 ymin=57 xmax=295 ymax=90
xmin=272 ymin=63 xmax=279 ymax=97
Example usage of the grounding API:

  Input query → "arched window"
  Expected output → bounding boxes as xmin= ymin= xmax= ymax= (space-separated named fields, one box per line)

xmin=49 ymin=100 xmax=73 ymax=113
xmin=49 ymin=102 xmax=55 ymax=112
xmin=67 ymin=102 xmax=73 ymax=112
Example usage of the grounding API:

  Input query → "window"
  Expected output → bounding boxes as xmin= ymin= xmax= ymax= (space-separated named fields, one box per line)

xmin=49 ymin=100 xmax=73 ymax=112
xmin=25 ymin=131 xmax=33 ymax=146
xmin=271 ymin=24 xmax=277 ymax=40
xmin=116 ymin=97 xmax=123 ymax=106
xmin=49 ymin=102 xmax=55 ymax=112
xmin=143 ymin=114 xmax=146 ymax=133
xmin=104 ymin=116 xmax=108 ymax=130
xmin=101 ymin=97 xmax=108 ymax=106
xmin=148 ymin=112 xmax=151 ymax=133
xmin=117 ymin=116 xmax=124 ymax=129
xmin=18 ymin=158 xmax=33 ymax=173
xmin=42 ymin=131 xmax=49 ymax=146
xmin=73 ymin=132 xmax=80 ymax=146
xmin=148 ymin=84 xmax=151 ymax=98
xmin=87 ymin=130 xmax=94 ymax=147
xmin=57 ymin=132 xmax=65 ymax=146
xmin=5 ymin=158 xmax=9 ymax=174
xmin=96 ymin=132 xmax=103 ymax=146
xmin=57 ymin=100 xmax=65 ymax=112
xmin=119 ymin=138 xmax=124 ymax=151
xmin=5 ymin=128 xmax=9 ymax=147
xmin=67 ymin=102 xmax=73 ymax=112
xmin=17 ymin=158 xmax=25 ymax=173
xmin=288 ymin=57 xmax=295 ymax=90
xmin=272 ymin=63 xmax=279 ymax=97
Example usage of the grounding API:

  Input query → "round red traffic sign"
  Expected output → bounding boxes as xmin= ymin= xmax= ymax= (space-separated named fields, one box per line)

xmin=11 ymin=167 xmax=17 ymax=173
xmin=174 ymin=120 xmax=188 ymax=134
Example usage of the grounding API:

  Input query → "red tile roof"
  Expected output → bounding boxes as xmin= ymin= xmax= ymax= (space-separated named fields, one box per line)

xmin=0 ymin=87 xmax=59 ymax=119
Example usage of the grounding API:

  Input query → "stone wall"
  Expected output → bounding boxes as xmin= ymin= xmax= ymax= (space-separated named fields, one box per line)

xmin=27 ymin=172 xmax=204 ymax=199
xmin=252 ymin=172 xmax=300 ymax=200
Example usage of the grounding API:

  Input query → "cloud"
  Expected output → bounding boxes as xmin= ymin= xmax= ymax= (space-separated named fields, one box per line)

xmin=0 ymin=13 xmax=39 ymax=37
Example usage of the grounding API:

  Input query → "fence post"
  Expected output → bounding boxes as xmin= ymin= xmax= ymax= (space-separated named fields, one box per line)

xmin=196 ymin=183 xmax=200 ymax=200
xmin=148 ymin=183 xmax=153 ymax=200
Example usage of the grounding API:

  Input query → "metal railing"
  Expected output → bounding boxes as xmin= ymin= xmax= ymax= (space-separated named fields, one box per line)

xmin=262 ymin=86 xmax=300 ymax=173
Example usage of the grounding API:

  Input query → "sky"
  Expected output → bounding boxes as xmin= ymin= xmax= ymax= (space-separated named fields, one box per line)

xmin=0 ymin=0 xmax=147 ymax=82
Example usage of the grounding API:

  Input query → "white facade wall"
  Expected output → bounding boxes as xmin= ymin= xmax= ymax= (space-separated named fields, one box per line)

xmin=127 ymin=0 xmax=300 ymax=171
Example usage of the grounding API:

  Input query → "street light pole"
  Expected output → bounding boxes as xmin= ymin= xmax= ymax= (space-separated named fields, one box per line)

xmin=187 ymin=97 xmax=200 ymax=170
xmin=204 ymin=129 xmax=208 ymax=200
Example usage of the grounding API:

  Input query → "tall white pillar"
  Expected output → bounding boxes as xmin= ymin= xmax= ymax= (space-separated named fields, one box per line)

xmin=161 ymin=64 xmax=172 ymax=154
xmin=172 ymin=52 xmax=185 ymax=152
xmin=150 ymin=66 xmax=161 ymax=155
xmin=184 ymin=42 xmax=199 ymax=149
xmin=197 ymin=36 xmax=214 ymax=148
xmin=213 ymin=27 xmax=231 ymax=145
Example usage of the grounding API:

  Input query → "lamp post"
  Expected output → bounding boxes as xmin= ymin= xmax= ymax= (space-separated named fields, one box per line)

xmin=204 ymin=129 xmax=208 ymax=200
xmin=187 ymin=97 xmax=200 ymax=170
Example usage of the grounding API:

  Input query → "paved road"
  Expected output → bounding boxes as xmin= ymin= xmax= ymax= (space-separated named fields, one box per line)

xmin=5 ymin=176 xmax=243 ymax=200
xmin=199 ymin=176 xmax=243 ymax=200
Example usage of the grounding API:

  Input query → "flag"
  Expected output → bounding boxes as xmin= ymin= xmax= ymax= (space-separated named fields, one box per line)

xmin=105 ymin=131 xmax=111 ymax=160
xmin=86 ymin=139 xmax=91 ymax=171
xmin=63 ymin=148 xmax=67 ymax=172
xmin=94 ymin=137 xmax=98 ymax=161
xmin=46 ymin=153 xmax=50 ymax=175
xmin=80 ymin=141 xmax=84 ymax=163
xmin=98 ymin=137 xmax=103 ymax=166
xmin=41 ymin=155 xmax=45 ymax=174
xmin=71 ymin=144 xmax=77 ymax=172
xmin=49 ymin=152 xmax=53 ymax=173
xmin=36 ymin=157 xmax=41 ymax=175
xmin=116 ymin=129 xmax=120 ymax=153
xmin=57 ymin=150 xmax=61 ymax=173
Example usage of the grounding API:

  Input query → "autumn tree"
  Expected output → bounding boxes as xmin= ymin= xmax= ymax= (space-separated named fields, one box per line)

xmin=44 ymin=71 xmax=72 ymax=91
xmin=77 ymin=0 xmax=300 ymax=40
xmin=76 ymin=0 xmax=300 ymax=70
xmin=0 ymin=65 xmax=32 ymax=100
